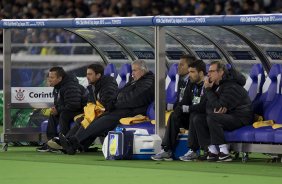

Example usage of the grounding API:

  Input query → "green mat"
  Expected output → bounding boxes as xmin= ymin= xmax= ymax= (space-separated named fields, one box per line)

xmin=0 ymin=146 xmax=282 ymax=184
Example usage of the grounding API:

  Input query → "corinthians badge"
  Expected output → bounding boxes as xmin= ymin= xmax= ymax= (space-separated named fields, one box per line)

xmin=15 ymin=89 xmax=25 ymax=101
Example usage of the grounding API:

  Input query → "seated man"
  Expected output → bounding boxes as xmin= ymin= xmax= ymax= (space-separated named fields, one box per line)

xmin=151 ymin=58 xmax=206 ymax=161
xmin=37 ymin=67 xmax=87 ymax=152
xmin=47 ymin=63 xmax=118 ymax=151
xmin=59 ymin=59 xmax=155 ymax=155
xmin=187 ymin=61 xmax=253 ymax=162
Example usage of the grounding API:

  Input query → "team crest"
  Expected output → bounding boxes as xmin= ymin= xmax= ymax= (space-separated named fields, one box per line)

xmin=15 ymin=89 xmax=25 ymax=101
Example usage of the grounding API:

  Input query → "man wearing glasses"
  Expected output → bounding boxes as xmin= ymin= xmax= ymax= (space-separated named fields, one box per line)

xmin=186 ymin=60 xmax=253 ymax=162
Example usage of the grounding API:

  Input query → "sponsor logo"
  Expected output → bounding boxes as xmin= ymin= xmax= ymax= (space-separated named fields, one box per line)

xmin=29 ymin=92 xmax=53 ymax=98
xmin=15 ymin=89 xmax=25 ymax=101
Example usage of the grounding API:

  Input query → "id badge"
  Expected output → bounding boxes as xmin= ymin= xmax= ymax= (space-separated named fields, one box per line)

xmin=179 ymin=87 xmax=185 ymax=102
xmin=192 ymin=96 xmax=201 ymax=105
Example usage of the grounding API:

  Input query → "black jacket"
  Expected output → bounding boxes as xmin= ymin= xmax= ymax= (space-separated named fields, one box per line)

xmin=53 ymin=74 xmax=86 ymax=114
xmin=87 ymin=75 xmax=118 ymax=111
xmin=174 ymin=76 xmax=190 ymax=108
xmin=114 ymin=71 xmax=155 ymax=115
xmin=177 ymin=80 xmax=204 ymax=107
xmin=205 ymin=68 xmax=253 ymax=124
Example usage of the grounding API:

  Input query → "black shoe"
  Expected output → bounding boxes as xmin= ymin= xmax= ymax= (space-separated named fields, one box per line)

xmin=218 ymin=152 xmax=232 ymax=162
xmin=207 ymin=152 xmax=218 ymax=162
xmin=59 ymin=133 xmax=76 ymax=155
xmin=198 ymin=151 xmax=209 ymax=161
xmin=84 ymin=147 xmax=99 ymax=152
xmin=36 ymin=144 xmax=50 ymax=152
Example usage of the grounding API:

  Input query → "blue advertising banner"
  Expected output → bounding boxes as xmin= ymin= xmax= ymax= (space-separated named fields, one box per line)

xmin=1 ymin=14 xmax=282 ymax=28
xmin=2 ymin=19 xmax=74 ymax=28
xmin=1 ymin=17 xmax=154 ymax=28
xmin=153 ymin=15 xmax=224 ymax=26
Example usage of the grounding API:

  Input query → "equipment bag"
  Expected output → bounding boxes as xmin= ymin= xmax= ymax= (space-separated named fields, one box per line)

xmin=106 ymin=127 xmax=134 ymax=160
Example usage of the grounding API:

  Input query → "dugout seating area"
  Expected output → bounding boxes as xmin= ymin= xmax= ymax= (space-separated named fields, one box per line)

xmin=118 ymin=62 xmax=282 ymax=161
xmin=226 ymin=64 xmax=282 ymax=161
xmin=40 ymin=62 xmax=282 ymax=161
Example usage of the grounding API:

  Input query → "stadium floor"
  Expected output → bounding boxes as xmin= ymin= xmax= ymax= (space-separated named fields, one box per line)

xmin=0 ymin=146 xmax=282 ymax=184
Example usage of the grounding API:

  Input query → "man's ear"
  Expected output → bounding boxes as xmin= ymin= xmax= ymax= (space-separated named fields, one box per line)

xmin=58 ymin=76 xmax=63 ymax=82
xmin=219 ymin=69 xmax=224 ymax=76
xmin=199 ymin=71 xmax=204 ymax=77
xmin=97 ymin=73 xmax=101 ymax=79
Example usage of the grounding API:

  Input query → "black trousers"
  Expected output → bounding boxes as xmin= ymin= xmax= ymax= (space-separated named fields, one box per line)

xmin=71 ymin=110 xmax=134 ymax=150
xmin=188 ymin=113 xmax=209 ymax=151
xmin=46 ymin=111 xmax=81 ymax=140
xmin=189 ymin=112 xmax=245 ymax=149
xmin=162 ymin=111 xmax=189 ymax=151
xmin=66 ymin=117 xmax=95 ymax=151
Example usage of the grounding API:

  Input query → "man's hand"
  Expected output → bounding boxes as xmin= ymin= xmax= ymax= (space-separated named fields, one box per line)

xmin=51 ymin=107 xmax=58 ymax=115
xmin=167 ymin=103 xmax=174 ymax=111
xmin=214 ymin=107 xmax=227 ymax=114
xmin=204 ymin=77 xmax=214 ymax=89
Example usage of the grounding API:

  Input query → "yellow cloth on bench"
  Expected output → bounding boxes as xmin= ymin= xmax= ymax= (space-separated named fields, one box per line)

xmin=253 ymin=120 xmax=274 ymax=128
xmin=81 ymin=101 xmax=105 ymax=129
xmin=272 ymin=124 xmax=282 ymax=129
xmin=119 ymin=115 xmax=150 ymax=125
xmin=150 ymin=110 xmax=173 ymax=125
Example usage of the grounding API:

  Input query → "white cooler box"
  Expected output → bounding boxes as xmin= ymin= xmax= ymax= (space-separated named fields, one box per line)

xmin=132 ymin=133 xmax=162 ymax=160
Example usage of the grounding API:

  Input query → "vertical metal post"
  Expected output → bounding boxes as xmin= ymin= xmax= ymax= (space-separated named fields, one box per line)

xmin=2 ymin=29 xmax=12 ymax=144
xmin=154 ymin=26 xmax=166 ymax=137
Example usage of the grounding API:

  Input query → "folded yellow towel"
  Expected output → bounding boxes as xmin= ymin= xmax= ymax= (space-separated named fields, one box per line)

xmin=120 ymin=115 xmax=150 ymax=125
xmin=81 ymin=101 xmax=105 ymax=129
xmin=253 ymin=120 xmax=274 ymax=128
xmin=272 ymin=124 xmax=282 ymax=129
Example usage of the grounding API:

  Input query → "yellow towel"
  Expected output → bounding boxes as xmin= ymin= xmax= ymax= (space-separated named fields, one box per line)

xmin=151 ymin=120 xmax=156 ymax=125
xmin=272 ymin=124 xmax=282 ymax=129
xmin=150 ymin=111 xmax=173 ymax=125
xmin=120 ymin=115 xmax=149 ymax=125
xmin=253 ymin=120 xmax=274 ymax=128
xmin=81 ymin=101 xmax=105 ymax=129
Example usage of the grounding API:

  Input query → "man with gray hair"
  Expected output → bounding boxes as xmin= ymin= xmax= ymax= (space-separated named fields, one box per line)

xmin=59 ymin=60 xmax=155 ymax=155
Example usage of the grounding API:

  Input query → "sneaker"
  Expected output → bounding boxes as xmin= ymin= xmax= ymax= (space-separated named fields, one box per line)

xmin=218 ymin=152 xmax=232 ymax=162
xmin=36 ymin=144 xmax=50 ymax=152
xmin=207 ymin=152 xmax=218 ymax=162
xmin=179 ymin=149 xmax=199 ymax=161
xmin=47 ymin=137 xmax=63 ymax=150
xmin=59 ymin=133 xmax=76 ymax=155
xmin=151 ymin=150 xmax=173 ymax=161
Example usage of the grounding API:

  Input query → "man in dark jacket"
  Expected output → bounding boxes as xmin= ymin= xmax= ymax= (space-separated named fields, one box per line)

xmin=59 ymin=60 xmax=155 ymax=155
xmin=151 ymin=57 xmax=207 ymax=161
xmin=47 ymin=63 xmax=118 ymax=151
xmin=188 ymin=61 xmax=253 ymax=162
xmin=84 ymin=63 xmax=118 ymax=111
xmin=37 ymin=67 xmax=87 ymax=152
